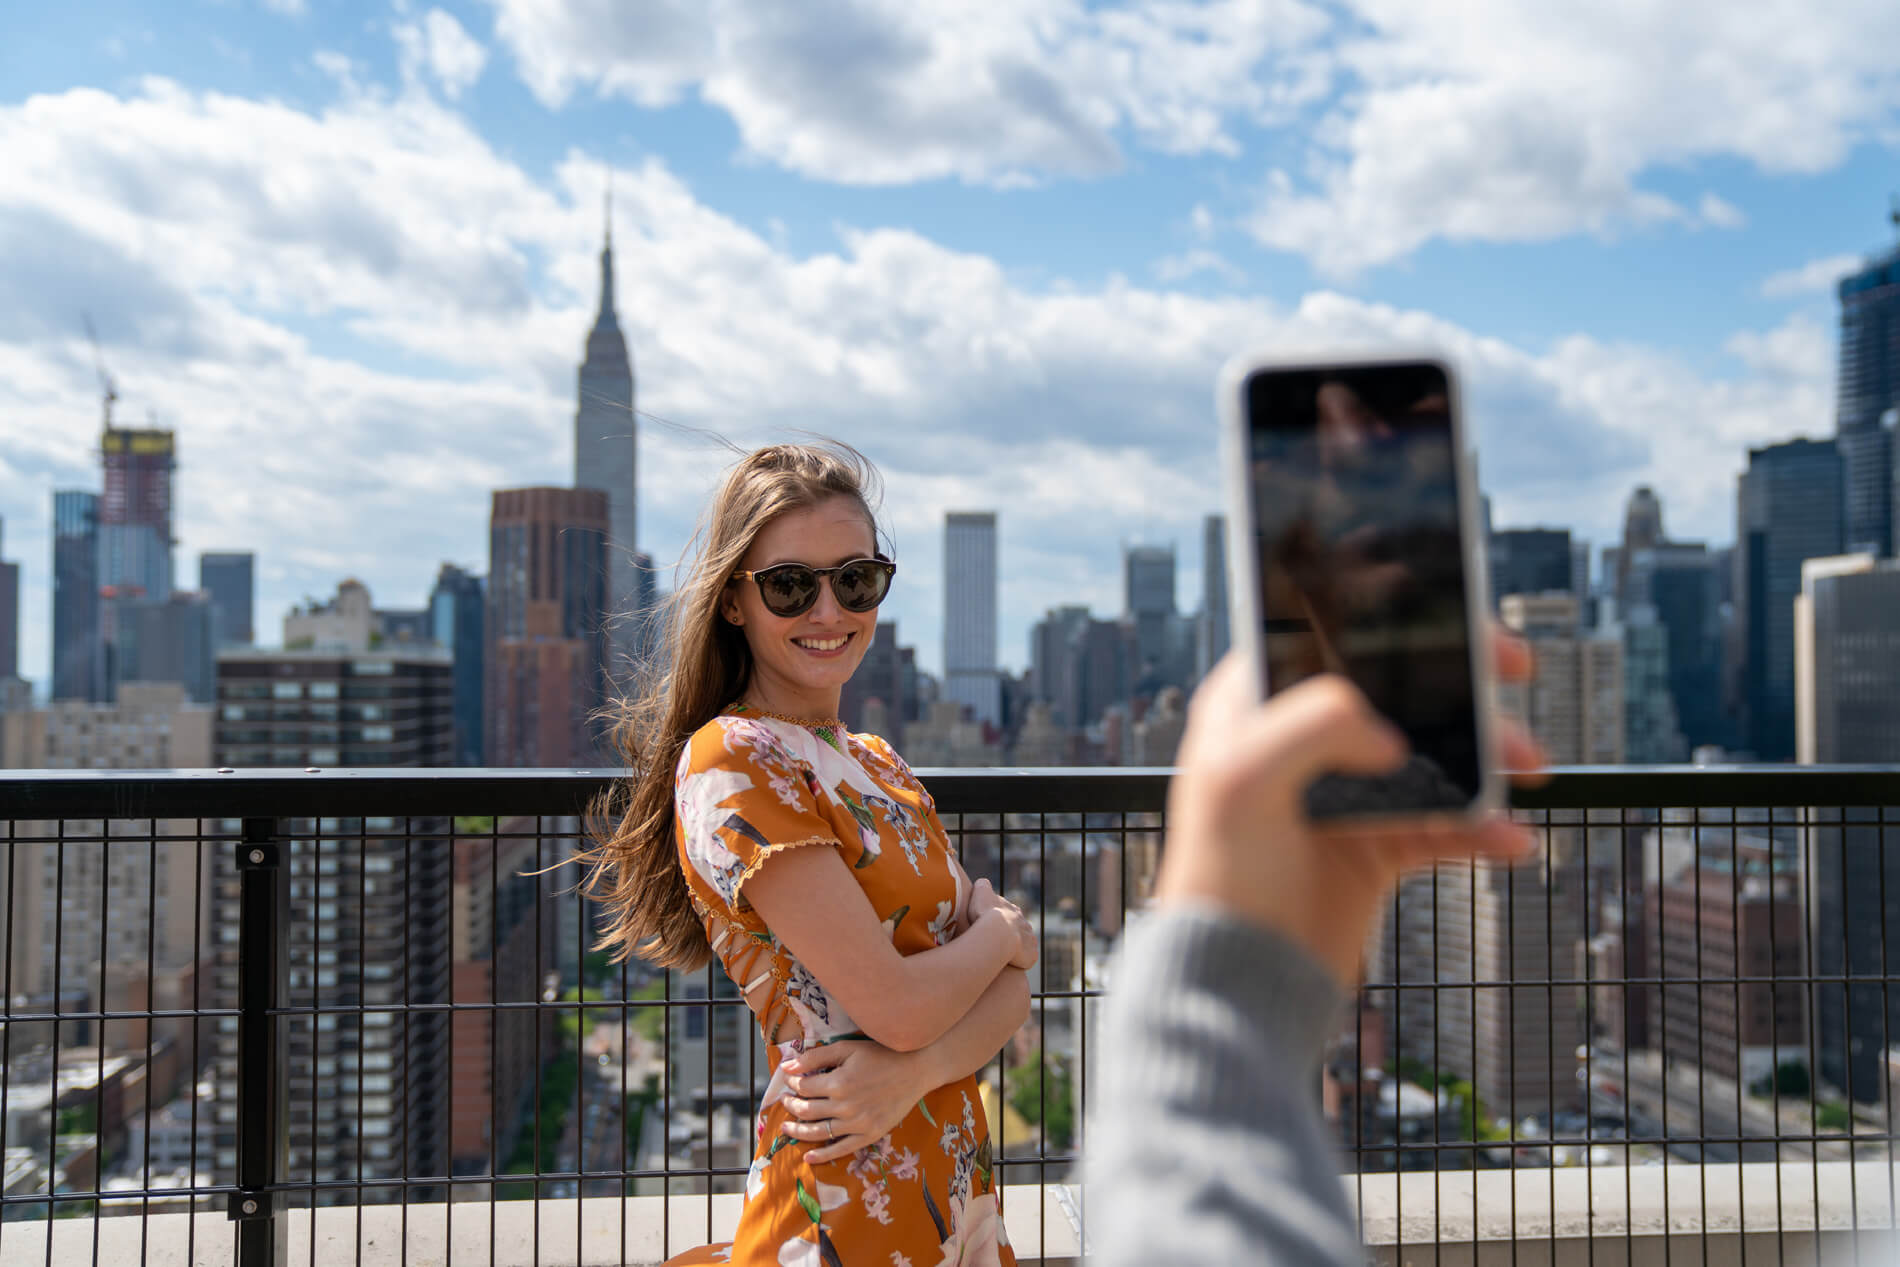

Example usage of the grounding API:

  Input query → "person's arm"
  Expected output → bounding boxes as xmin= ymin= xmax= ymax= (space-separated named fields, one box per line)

xmin=775 ymin=966 xmax=1031 ymax=1163
xmin=1087 ymin=642 xmax=1544 ymax=1267
xmin=1088 ymin=907 xmax=1361 ymax=1266
xmin=744 ymin=846 xmax=1034 ymax=1052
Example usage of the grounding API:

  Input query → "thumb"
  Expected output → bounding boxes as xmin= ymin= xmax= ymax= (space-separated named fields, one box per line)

xmin=1225 ymin=674 xmax=1408 ymax=797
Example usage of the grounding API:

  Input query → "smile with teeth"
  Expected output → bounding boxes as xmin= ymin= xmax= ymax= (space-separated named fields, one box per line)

xmin=794 ymin=634 xmax=853 ymax=652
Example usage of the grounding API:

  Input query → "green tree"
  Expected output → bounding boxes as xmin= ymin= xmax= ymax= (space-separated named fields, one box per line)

xmin=1007 ymin=1048 xmax=1076 ymax=1153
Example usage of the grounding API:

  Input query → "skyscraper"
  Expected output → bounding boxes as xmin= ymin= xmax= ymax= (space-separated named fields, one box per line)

xmin=1795 ymin=553 xmax=1900 ymax=763
xmin=106 ymin=590 xmax=216 ymax=703
xmin=574 ymin=201 xmax=640 ymax=688
xmin=1794 ymin=553 xmax=1900 ymax=1101
xmin=943 ymin=511 xmax=1001 ymax=727
xmin=1488 ymin=527 xmax=1573 ymax=610
xmin=1124 ymin=543 xmax=1177 ymax=691
xmin=840 ymin=620 xmax=906 ymax=736
xmin=429 ymin=562 xmax=487 ymax=767
xmin=51 ymin=490 xmax=103 ymax=702
xmin=1837 ymin=241 xmax=1900 ymax=555
xmin=198 ymin=551 xmax=255 ymax=647
xmin=1196 ymin=514 xmax=1230 ymax=681
xmin=1605 ymin=486 xmax=1667 ymax=609
xmin=486 ymin=487 xmax=610 ymax=767
xmin=1498 ymin=593 xmax=1625 ymax=765
xmin=0 ymin=515 xmax=18 ymax=681
xmin=1627 ymin=543 xmax=1726 ymax=751
xmin=98 ymin=425 xmax=176 ymax=600
xmin=1734 ymin=438 xmax=1843 ymax=759
xmin=211 ymin=649 xmax=455 ymax=1194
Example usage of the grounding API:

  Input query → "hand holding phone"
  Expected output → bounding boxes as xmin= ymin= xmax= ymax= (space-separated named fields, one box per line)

xmin=1220 ymin=350 xmax=1499 ymax=820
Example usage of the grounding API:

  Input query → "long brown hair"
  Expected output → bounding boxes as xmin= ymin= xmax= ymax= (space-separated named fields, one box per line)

xmin=580 ymin=441 xmax=884 ymax=971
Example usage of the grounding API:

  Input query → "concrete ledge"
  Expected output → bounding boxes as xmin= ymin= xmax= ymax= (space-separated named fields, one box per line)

xmin=0 ymin=1182 xmax=1083 ymax=1266
xmin=8 ymin=1166 xmax=1895 ymax=1265
xmin=1350 ymin=1160 xmax=1899 ymax=1266
xmin=1349 ymin=1160 xmax=1898 ymax=1241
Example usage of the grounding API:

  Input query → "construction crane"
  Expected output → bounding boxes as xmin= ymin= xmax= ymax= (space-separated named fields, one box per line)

xmin=82 ymin=312 xmax=117 ymax=429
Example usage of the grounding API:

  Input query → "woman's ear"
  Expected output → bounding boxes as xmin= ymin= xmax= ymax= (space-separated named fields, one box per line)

xmin=719 ymin=592 xmax=744 ymax=626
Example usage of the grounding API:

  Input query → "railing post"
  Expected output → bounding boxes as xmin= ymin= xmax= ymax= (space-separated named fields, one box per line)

xmin=232 ymin=818 xmax=289 ymax=1267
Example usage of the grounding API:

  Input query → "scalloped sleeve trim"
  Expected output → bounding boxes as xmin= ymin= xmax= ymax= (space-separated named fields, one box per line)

xmin=728 ymin=832 xmax=845 ymax=915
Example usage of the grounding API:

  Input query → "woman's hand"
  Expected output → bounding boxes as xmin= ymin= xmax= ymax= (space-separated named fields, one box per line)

xmin=968 ymin=878 xmax=1038 ymax=970
xmin=1156 ymin=627 xmax=1546 ymax=987
xmin=777 ymin=1041 xmax=939 ymax=1164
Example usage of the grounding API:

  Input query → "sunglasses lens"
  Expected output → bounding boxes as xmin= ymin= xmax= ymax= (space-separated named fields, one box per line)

xmin=834 ymin=560 xmax=891 ymax=611
xmin=758 ymin=566 xmax=818 ymax=616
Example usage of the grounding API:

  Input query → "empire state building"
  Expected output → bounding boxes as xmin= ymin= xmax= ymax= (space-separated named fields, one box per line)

xmin=574 ymin=205 xmax=639 ymax=681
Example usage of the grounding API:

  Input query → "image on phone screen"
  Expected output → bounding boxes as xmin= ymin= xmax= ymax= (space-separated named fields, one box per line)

xmin=1244 ymin=360 xmax=1483 ymax=817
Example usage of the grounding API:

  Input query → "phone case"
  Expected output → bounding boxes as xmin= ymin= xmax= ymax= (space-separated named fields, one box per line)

xmin=1216 ymin=345 xmax=1504 ymax=821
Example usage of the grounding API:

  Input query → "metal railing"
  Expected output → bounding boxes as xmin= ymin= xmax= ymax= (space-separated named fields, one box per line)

xmin=0 ymin=765 xmax=1896 ymax=1264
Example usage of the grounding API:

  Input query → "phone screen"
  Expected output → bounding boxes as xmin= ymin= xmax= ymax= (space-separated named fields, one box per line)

xmin=1243 ymin=360 xmax=1483 ymax=815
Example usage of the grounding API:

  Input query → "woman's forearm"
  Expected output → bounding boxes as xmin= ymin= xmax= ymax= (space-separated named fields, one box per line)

xmin=872 ymin=914 xmax=1021 ymax=1052
xmin=914 ymin=966 xmax=1031 ymax=1088
xmin=744 ymin=846 xmax=1022 ymax=1052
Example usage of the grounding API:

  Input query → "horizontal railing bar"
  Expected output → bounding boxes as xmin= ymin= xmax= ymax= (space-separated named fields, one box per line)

xmin=4 ymin=764 xmax=1899 ymax=821
xmin=0 ymin=1006 xmax=240 ymax=1022
xmin=0 ymin=1186 xmax=240 ymax=1206
xmin=1363 ymin=973 xmax=1891 ymax=988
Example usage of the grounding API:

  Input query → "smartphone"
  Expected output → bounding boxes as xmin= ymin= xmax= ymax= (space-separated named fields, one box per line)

xmin=1219 ymin=349 xmax=1499 ymax=820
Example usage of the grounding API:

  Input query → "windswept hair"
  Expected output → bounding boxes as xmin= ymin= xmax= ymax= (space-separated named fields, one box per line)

xmin=579 ymin=441 xmax=884 ymax=971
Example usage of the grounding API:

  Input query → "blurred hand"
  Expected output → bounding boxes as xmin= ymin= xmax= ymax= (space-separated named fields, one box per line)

xmin=1155 ymin=628 xmax=1546 ymax=986
xmin=969 ymin=878 xmax=1038 ymax=970
xmin=777 ymin=1041 xmax=933 ymax=1165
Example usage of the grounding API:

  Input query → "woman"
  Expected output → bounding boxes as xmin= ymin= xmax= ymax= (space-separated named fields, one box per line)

xmin=584 ymin=442 xmax=1032 ymax=1267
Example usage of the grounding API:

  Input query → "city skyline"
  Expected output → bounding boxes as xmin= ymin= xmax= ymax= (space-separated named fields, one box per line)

xmin=5 ymin=4 xmax=1900 ymax=690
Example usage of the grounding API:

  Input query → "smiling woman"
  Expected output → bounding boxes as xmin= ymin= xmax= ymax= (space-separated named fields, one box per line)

xmin=579 ymin=441 xmax=1031 ymax=1267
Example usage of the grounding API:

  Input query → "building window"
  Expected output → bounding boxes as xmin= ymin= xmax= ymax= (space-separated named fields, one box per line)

xmin=272 ymin=682 xmax=303 ymax=700
xmin=309 ymin=681 xmax=340 ymax=700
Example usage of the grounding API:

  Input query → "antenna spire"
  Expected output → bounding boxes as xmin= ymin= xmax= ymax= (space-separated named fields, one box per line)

xmin=82 ymin=312 xmax=117 ymax=430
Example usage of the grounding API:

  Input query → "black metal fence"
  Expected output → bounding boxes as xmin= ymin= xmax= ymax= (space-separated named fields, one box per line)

xmin=0 ymin=766 xmax=1896 ymax=1264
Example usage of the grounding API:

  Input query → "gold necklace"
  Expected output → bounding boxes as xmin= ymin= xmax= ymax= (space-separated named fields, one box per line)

xmin=726 ymin=702 xmax=846 ymax=730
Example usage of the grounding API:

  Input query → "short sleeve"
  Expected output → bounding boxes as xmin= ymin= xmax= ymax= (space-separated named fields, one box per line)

xmin=853 ymin=731 xmax=936 ymax=814
xmin=674 ymin=716 xmax=844 ymax=922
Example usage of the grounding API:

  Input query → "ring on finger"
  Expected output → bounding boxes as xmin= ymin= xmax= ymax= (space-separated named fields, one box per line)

xmin=826 ymin=1120 xmax=836 ymax=1141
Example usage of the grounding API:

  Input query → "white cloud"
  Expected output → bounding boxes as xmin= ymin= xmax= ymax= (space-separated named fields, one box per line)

xmin=1725 ymin=313 xmax=1832 ymax=381
xmin=485 ymin=0 xmax=1333 ymax=185
xmin=1761 ymin=252 xmax=1863 ymax=298
xmin=478 ymin=1 xmax=1900 ymax=270
xmin=0 ymin=78 xmax=1830 ymax=688
xmin=1152 ymin=248 xmax=1242 ymax=284
xmin=393 ymin=11 xmax=489 ymax=100
xmin=1698 ymin=193 xmax=1746 ymax=231
xmin=421 ymin=10 xmax=488 ymax=99
xmin=1249 ymin=0 xmax=1900 ymax=273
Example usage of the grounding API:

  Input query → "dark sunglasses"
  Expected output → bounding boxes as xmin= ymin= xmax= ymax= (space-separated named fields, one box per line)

xmin=730 ymin=556 xmax=896 ymax=618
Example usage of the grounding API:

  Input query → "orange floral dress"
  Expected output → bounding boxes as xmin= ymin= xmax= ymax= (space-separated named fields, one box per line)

xmin=664 ymin=710 xmax=1016 ymax=1267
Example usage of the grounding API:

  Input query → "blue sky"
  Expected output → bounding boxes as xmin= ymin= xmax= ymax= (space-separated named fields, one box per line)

xmin=3 ymin=0 xmax=1898 ymax=688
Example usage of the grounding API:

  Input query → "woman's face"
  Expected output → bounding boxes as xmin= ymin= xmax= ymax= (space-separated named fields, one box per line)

xmin=721 ymin=495 xmax=882 ymax=714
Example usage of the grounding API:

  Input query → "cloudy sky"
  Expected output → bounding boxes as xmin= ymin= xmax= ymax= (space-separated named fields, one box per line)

xmin=5 ymin=0 xmax=1898 ymax=688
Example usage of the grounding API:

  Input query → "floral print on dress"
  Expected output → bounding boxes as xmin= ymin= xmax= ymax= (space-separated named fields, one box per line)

xmin=663 ymin=714 xmax=1013 ymax=1267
